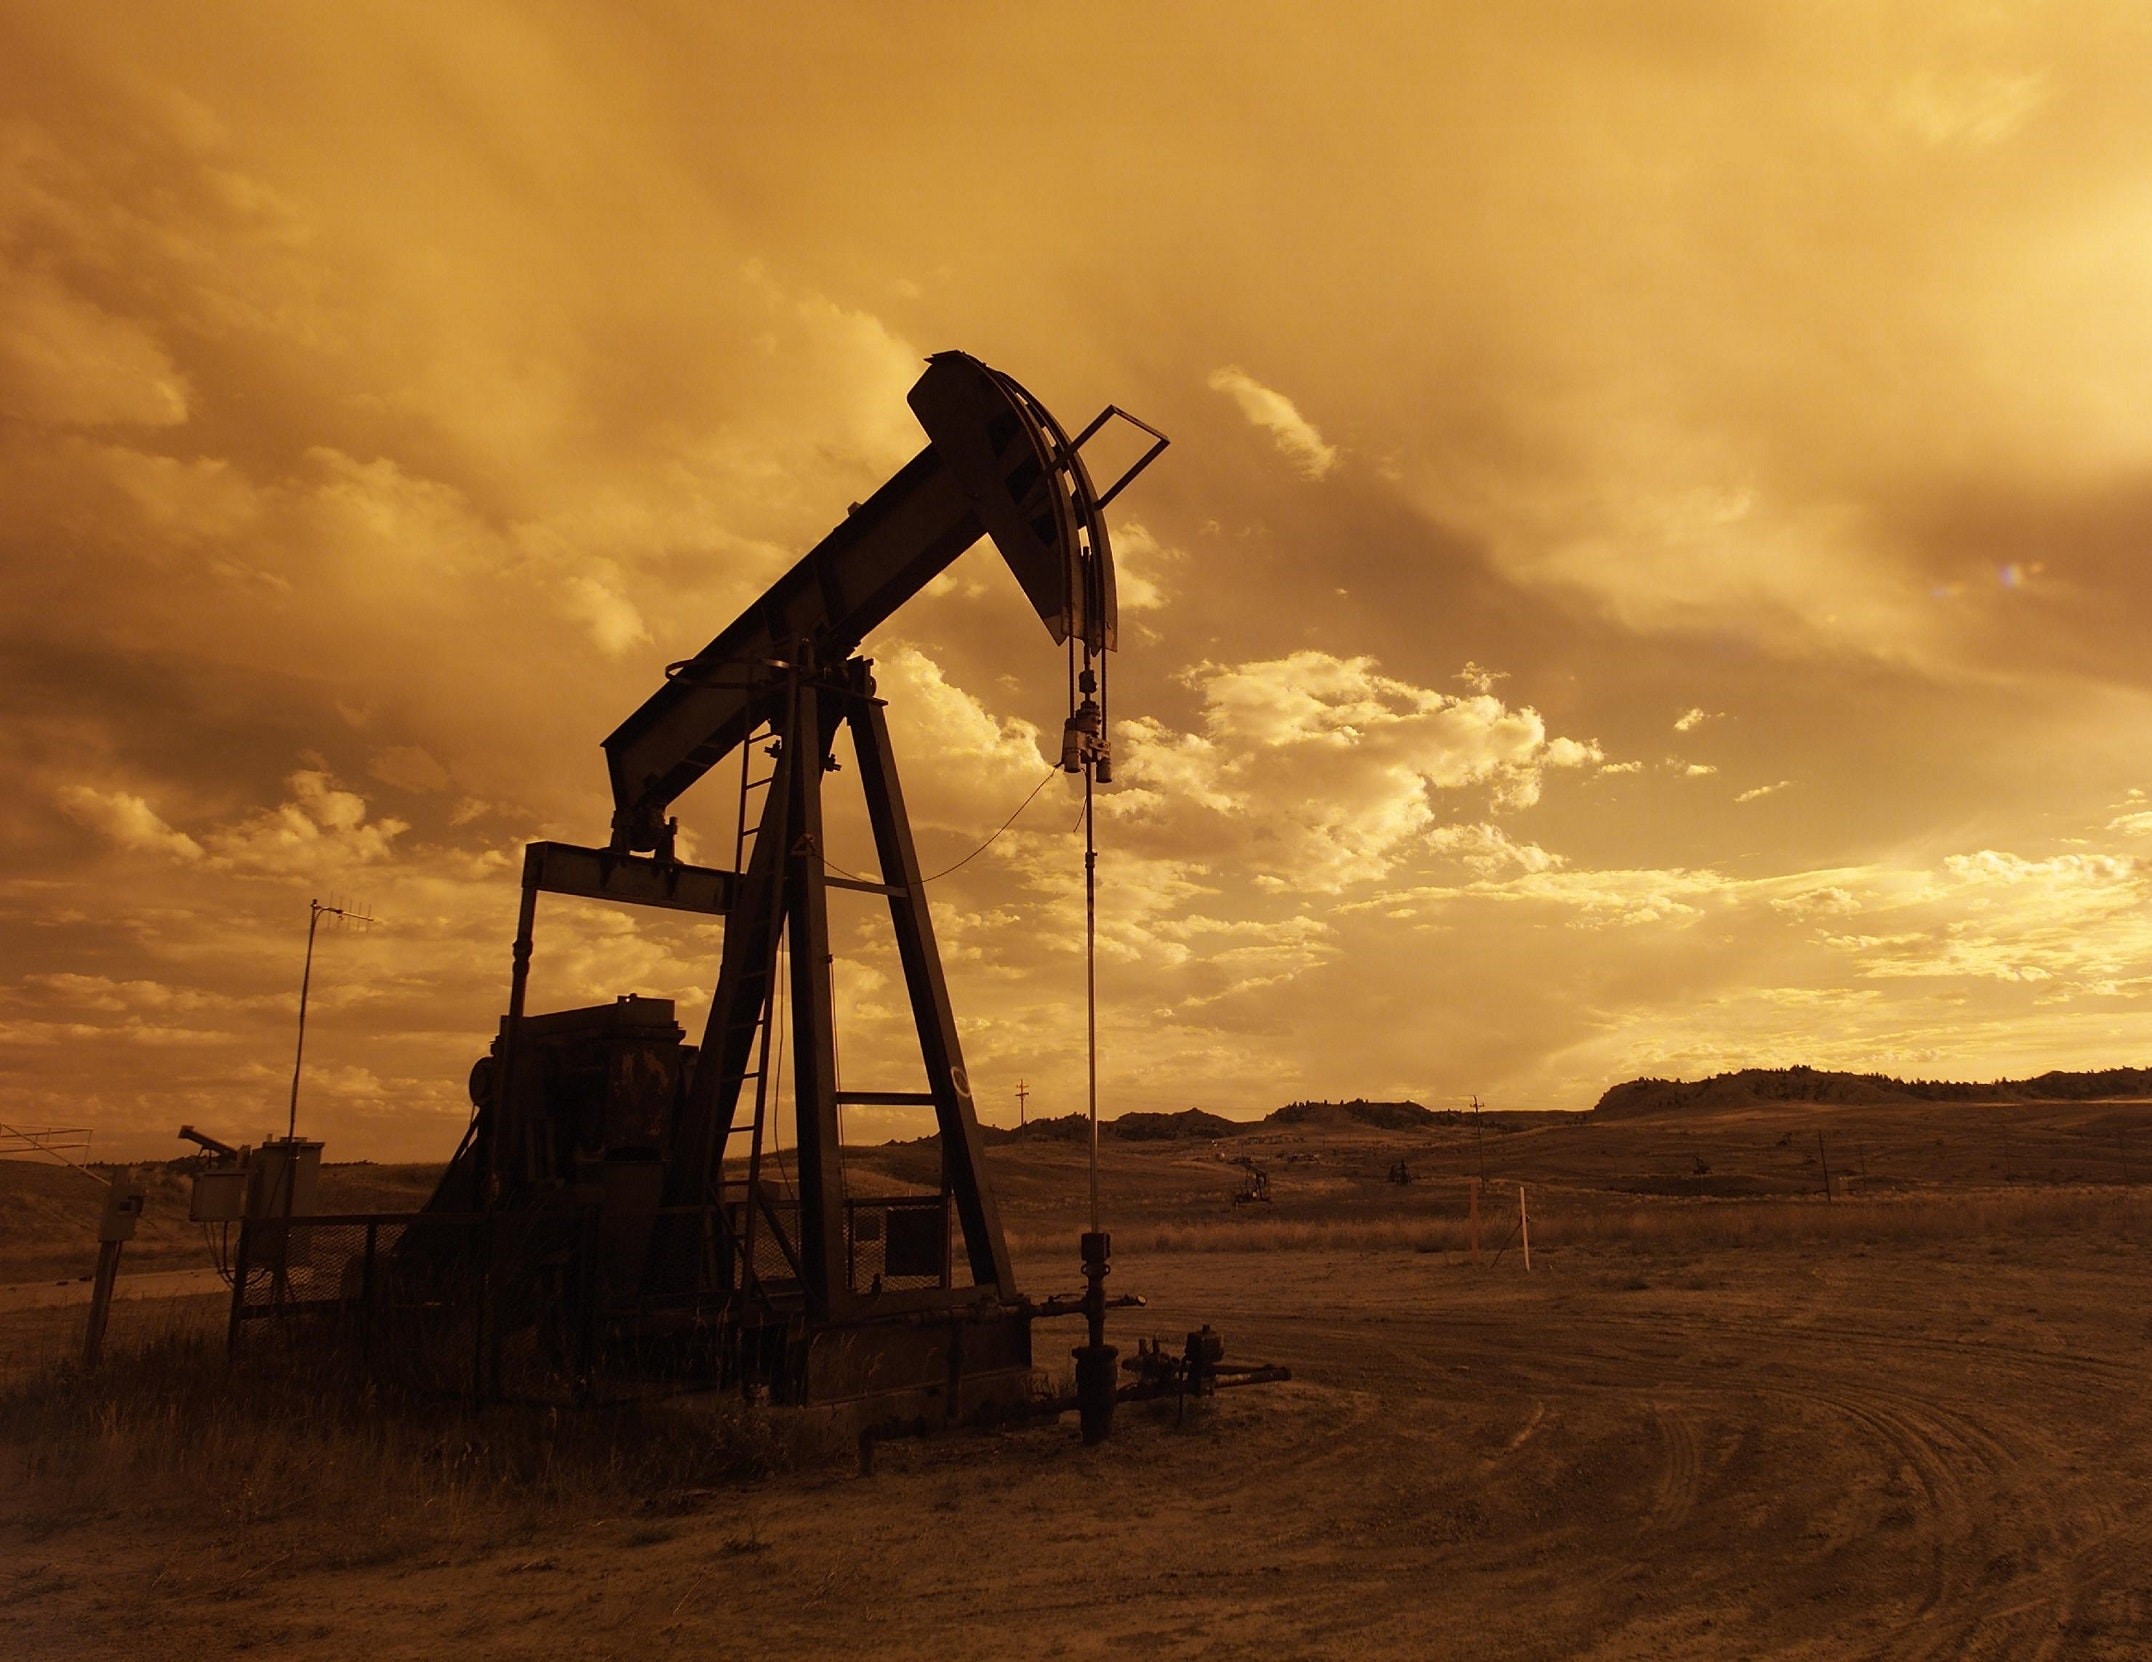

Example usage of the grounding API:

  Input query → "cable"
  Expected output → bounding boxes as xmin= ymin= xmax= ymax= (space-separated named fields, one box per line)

xmin=823 ymin=766 xmax=1061 ymax=891
xmin=922 ymin=767 xmax=1058 ymax=882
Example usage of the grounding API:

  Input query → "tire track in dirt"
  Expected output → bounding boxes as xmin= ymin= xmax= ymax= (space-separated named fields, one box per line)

xmin=1038 ymin=1253 xmax=2152 ymax=1656
xmin=1645 ymin=1400 xmax=1704 ymax=1531
xmin=1628 ymin=1308 xmax=2138 ymax=1660
xmin=1240 ymin=1294 xmax=2119 ymax=1658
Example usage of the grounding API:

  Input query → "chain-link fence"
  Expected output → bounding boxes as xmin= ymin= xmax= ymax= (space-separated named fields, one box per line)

xmin=230 ymin=1208 xmax=677 ymax=1402
xmin=225 ymin=1191 xmax=967 ymax=1401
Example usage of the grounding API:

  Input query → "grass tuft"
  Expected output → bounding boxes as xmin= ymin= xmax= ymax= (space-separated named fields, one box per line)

xmin=0 ymin=1313 xmax=798 ymax=1564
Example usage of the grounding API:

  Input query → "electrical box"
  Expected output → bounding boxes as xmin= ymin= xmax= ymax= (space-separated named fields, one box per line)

xmin=243 ymin=1138 xmax=323 ymax=1218
xmin=189 ymin=1165 xmax=248 ymax=1222
xmin=97 ymin=1177 xmax=146 ymax=1244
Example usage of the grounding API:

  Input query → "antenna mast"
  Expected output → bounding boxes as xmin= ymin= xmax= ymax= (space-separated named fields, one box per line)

xmin=288 ymin=897 xmax=374 ymax=1142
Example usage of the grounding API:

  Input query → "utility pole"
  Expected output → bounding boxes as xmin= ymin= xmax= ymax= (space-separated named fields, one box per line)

xmin=1016 ymin=1078 xmax=1029 ymax=1129
xmin=288 ymin=898 xmax=373 ymax=1143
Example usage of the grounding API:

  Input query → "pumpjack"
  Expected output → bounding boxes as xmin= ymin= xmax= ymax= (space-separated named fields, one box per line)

xmin=427 ymin=352 xmax=1167 ymax=1423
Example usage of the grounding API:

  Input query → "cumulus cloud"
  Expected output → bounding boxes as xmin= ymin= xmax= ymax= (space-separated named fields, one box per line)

xmin=1425 ymin=822 xmax=1561 ymax=875
xmin=367 ymin=746 xmax=451 ymax=794
xmin=1673 ymin=707 xmax=1716 ymax=732
xmin=1771 ymin=885 xmax=1858 ymax=918
xmin=1111 ymin=651 xmax=1599 ymax=890
xmin=1107 ymin=521 xmax=1175 ymax=613
xmin=0 ymin=267 xmax=191 ymax=427
xmin=55 ymin=784 xmax=204 ymax=861
xmin=876 ymin=645 xmax=1052 ymax=822
xmin=560 ymin=571 xmax=651 ymax=656
xmin=207 ymin=771 xmax=408 ymax=874
xmin=1351 ymin=865 xmax=1734 ymax=929
xmin=1206 ymin=366 xmax=1338 ymax=479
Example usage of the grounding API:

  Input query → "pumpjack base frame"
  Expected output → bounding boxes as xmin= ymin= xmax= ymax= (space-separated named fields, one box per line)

xmin=443 ymin=653 xmax=1031 ymax=1420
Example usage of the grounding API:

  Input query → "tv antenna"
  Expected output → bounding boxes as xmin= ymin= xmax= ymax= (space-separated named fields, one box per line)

xmin=287 ymin=897 xmax=375 ymax=1142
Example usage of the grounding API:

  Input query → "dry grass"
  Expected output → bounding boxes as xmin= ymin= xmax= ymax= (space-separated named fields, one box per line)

xmin=1127 ymin=1185 xmax=2152 ymax=1258
xmin=0 ymin=1308 xmax=800 ymax=1567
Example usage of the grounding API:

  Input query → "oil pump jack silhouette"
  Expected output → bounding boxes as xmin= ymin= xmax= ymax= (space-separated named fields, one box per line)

xmin=430 ymin=353 xmax=1170 ymax=1423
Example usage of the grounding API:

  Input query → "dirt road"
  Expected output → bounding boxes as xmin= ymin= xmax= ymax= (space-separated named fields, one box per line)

xmin=8 ymin=1235 xmax=2151 ymax=1659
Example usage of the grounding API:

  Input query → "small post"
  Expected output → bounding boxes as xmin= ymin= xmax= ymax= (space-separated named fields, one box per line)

xmin=358 ymin=1219 xmax=378 ymax=1370
xmin=1468 ymin=1178 xmax=1481 ymax=1267
xmin=1518 ymin=1184 xmax=1530 ymax=1273
xmin=83 ymin=1172 xmax=145 ymax=1368
xmin=227 ymin=1219 xmax=252 ymax=1359
xmin=1817 ymin=1132 xmax=1833 ymax=1201
xmin=1471 ymin=1093 xmax=1486 ymax=1187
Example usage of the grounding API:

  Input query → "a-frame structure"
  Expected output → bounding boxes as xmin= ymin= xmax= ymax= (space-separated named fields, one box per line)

xmin=443 ymin=351 xmax=1164 ymax=1415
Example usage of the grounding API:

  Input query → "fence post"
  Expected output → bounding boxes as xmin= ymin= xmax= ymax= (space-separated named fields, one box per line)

xmin=1469 ymin=1179 xmax=1481 ymax=1267
xmin=82 ymin=1239 xmax=123 ymax=1368
xmin=471 ymin=1210 xmax=492 ymax=1407
xmin=226 ymin=1220 xmax=252 ymax=1361
xmin=1518 ymin=1184 xmax=1531 ymax=1273
xmin=359 ymin=1220 xmax=378 ymax=1370
xmin=1817 ymin=1132 xmax=1833 ymax=1201
xmin=576 ymin=1204 xmax=600 ymax=1403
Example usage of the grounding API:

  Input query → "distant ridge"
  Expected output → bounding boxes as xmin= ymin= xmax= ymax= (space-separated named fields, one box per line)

xmin=1266 ymin=1098 xmax=1445 ymax=1130
xmin=1593 ymin=1064 xmax=2152 ymax=1119
xmin=904 ymin=1097 xmax=1452 ymax=1147
xmin=1113 ymin=1107 xmax=1243 ymax=1141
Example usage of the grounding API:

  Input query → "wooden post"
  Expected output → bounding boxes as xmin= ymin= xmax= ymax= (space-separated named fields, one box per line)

xmin=1817 ymin=1131 xmax=1833 ymax=1201
xmin=82 ymin=1240 xmax=122 ymax=1368
xmin=1518 ymin=1184 xmax=1531 ymax=1273
xmin=1469 ymin=1178 xmax=1481 ymax=1267
xmin=83 ymin=1172 xmax=144 ymax=1368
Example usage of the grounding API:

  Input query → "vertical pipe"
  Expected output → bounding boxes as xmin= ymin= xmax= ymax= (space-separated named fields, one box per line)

xmin=1074 ymin=749 xmax=1115 ymax=1445
xmin=1085 ymin=764 xmax=1099 ymax=1234
xmin=480 ymin=858 xmax=540 ymax=1205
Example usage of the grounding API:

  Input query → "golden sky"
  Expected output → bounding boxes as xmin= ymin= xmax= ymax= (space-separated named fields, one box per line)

xmin=10 ymin=4 xmax=2152 ymax=1159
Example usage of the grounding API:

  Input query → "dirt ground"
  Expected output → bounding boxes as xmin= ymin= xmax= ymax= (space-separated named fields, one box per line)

xmin=8 ymin=1103 xmax=2152 ymax=1659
